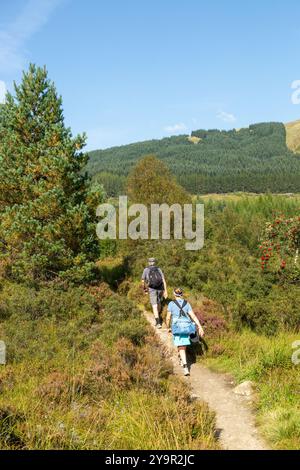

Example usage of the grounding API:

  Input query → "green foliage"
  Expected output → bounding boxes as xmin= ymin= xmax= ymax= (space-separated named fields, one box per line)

xmin=0 ymin=65 xmax=105 ymax=284
xmin=0 ymin=289 xmax=99 ymax=364
xmin=127 ymin=154 xmax=191 ymax=205
xmin=119 ymin=194 xmax=300 ymax=449
xmin=100 ymin=294 xmax=148 ymax=345
xmin=97 ymin=257 xmax=129 ymax=288
xmin=0 ymin=281 xmax=97 ymax=322
xmin=259 ymin=212 xmax=300 ymax=281
xmin=93 ymin=172 xmax=126 ymax=197
xmin=102 ymin=293 xmax=140 ymax=322
xmin=123 ymin=195 xmax=300 ymax=334
xmin=86 ymin=123 xmax=300 ymax=194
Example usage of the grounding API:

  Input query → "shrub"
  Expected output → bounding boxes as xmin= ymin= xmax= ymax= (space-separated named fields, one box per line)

xmin=234 ymin=285 xmax=300 ymax=335
xmin=132 ymin=340 xmax=173 ymax=391
xmin=0 ymin=368 xmax=14 ymax=393
xmin=96 ymin=257 xmax=129 ymax=288
xmin=0 ymin=282 xmax=97 ymax=321
xmin=125 ymin=281 xmax=145 ymax=304
xmin=210 ymin=344 xmax=226 ymax=357
xmin=203 ymin=314 xmax=228 ymax=335
xmin=234 ymin=299 xmax=279 ymax=335
xmin=194 ymin=308 xmax=228 ymax=337
xmin=102 ymin=294 xmax=140 ymax=322
xmin=81 ymin=354 xmax=132 ymax=399
xmin=114 ymin=318 xmax=149 ymax=346
xmin=1 ymin=310 xmax=99 ymax=364
xmin=0 ymin=407 xmax=25 ymax=449
xmin=115 ymin=337 xmax=138 ymax=367
xmin=37 ymin=372 xmax=74 ymax=404
xmin=86 ymin=282 xmax=113 ymax=306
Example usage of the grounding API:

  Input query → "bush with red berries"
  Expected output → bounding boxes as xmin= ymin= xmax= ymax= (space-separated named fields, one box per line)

xmin=259 ymin=213 xmax=300 ymax=279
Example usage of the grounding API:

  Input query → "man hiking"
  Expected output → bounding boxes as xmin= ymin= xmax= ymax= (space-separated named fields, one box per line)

xmin=166 ymin=288 xmax=204 ymax=376
xmin=142 ymin=258 xmax=168 ymax=328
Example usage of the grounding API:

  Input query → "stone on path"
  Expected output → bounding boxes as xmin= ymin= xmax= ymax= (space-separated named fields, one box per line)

xmin=233 ymin=381 xmax=255 ymax=397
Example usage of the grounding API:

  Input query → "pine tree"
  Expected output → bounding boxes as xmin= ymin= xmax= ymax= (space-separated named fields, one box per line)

xmin=0 ymin=64 xmax=104 ymax=283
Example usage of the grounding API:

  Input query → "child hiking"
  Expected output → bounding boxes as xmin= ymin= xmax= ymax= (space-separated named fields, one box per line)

xmin=166 ymin=288 xmax=204 ymax=376
xmin=141 ymin=258 xmax=168 ymax=328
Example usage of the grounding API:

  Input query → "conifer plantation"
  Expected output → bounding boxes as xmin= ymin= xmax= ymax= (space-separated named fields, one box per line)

xmin=87 ymin=123 xmax=300 ymax=196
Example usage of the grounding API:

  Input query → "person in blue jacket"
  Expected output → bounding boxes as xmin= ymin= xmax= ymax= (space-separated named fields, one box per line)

xmin=166 ymin=288 xmax=204 ymax=376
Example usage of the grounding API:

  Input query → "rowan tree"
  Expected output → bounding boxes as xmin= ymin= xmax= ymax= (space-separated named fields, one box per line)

xmin=260 ymin=213 xmax=300 ymax=281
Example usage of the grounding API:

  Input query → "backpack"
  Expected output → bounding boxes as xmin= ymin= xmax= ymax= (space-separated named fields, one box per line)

xmin=148 ymin=267 xmax=164 ymax=290
xmin=171 ymin=300 xmax=196 ymax=336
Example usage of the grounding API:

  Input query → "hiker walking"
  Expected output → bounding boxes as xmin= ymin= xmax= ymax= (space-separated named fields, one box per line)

xmin=166 ymin=288 xmax=204 ymax=376
xmin=141 ymin=258 xmax=168 ymax=329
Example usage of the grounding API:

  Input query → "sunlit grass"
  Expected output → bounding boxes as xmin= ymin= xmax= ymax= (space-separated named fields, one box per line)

xmin=0 ymin=282 xmax=218 ymax=450
xmin=201 ymin=329 xmax=300 ymax=449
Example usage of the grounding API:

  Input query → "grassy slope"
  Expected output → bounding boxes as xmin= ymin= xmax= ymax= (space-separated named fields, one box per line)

xmin=130 ymin=281 xmax=300 ymax=450
xmin=0 ymin=281 xmax=218 ymax=450
xmin=200 ymin=329 xmax=300 ymax=450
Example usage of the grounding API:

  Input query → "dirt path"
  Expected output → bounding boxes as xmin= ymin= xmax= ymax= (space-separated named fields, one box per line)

xmin=144 ymin=311 xmax=268 ymax=451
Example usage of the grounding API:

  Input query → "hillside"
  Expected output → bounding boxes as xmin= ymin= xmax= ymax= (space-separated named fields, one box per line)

xmin=87 ymin=122 xmax=300 ymax=195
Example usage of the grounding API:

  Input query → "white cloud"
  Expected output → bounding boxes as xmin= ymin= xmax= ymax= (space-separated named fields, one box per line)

xmin=0 ymin=0 xmax=63 ymax=74
xmin=164 ymin=123 xmax=187 ymax=133
xmin=217 ymin=110 xmax=237 ymax=123
xmin=0 ymin=80 xmax=7 ymax=103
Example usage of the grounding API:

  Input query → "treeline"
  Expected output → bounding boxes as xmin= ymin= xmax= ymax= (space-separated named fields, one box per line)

xmin=86 ymin=122 xmax=300 ymax=195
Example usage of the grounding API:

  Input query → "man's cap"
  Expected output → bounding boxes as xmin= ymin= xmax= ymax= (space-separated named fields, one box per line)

xmin=148 ymin=258 xmax=156 ymax=263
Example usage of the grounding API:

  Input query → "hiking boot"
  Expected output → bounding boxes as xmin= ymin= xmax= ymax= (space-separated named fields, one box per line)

xmin=183 ymin=365 xmax=190 ymax=376
xmin=155 ymin=318 xmax=162 ymax=329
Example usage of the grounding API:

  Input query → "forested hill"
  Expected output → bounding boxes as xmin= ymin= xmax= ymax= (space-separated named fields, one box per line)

xmin=86 ymin=121 xmax=300 ymax=195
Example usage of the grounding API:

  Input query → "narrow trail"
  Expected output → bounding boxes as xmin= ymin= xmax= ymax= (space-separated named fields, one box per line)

xmin=144 ymin=311 xmax=268 ymax=451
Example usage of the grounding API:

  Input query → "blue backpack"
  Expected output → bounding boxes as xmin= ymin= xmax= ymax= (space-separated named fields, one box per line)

xmin=171 ymin=300 xmax=196 ymax=336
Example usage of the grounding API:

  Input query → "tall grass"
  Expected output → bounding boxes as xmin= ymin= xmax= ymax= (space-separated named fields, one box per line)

xmin=202 ymin=328 xmax=300 ymax=449
xmin=0 ymin=281 xmax=218 ymax=450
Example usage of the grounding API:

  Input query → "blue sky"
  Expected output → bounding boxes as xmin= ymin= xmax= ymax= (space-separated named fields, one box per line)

xmin=1 ymin=0 xmax=300 ymax=150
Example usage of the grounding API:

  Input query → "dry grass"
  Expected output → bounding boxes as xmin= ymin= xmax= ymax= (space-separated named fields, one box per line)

xmin=195 ymin=192 xmax=300 ymax=202
xmin=285 ymin=120 xmax=300 ymax=153
xmin=187 ymin=136 xmax=202 ymax=144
